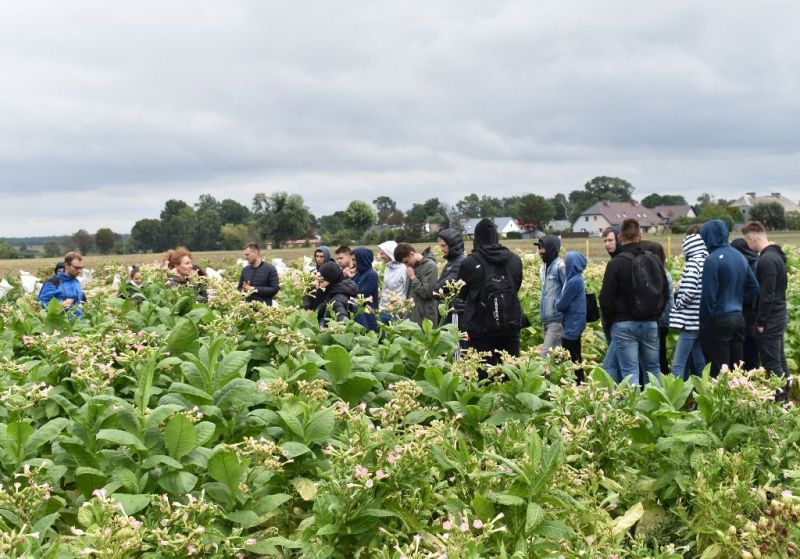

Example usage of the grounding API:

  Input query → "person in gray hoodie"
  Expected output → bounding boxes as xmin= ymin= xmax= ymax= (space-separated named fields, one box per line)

xmin=377 ymin=240 xmax=409 ymax=321
xmin=394 ymin=242 xmax=439 ymax=326
xmin=536 ymin=235 xmax=566 ymax=357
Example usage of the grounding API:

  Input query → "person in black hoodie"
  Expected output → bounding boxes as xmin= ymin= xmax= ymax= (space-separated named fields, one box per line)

xmin=311 ymin=261 xmax=358 ymax=327
xmin=741 ymin=222 xmax=790 ymax=396
xmin=730 ymin=237 xmax=760 ymax=370
xmin=434 ymin=228 xmax=466 ymax=326
xmin=457 ymin=218 xmax=523 ymax=367
xmin=602 ymin=225 xmax=622 ymax=258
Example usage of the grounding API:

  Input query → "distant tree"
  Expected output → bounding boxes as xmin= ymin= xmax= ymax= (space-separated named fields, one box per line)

xmin=584 ymin=176 xmax=635 ymax=202
xmin=641 ymin=193 xmax=688 ymax=208
xmin=131 ymin=219 xmax=165 ymax=252
xmin=698 ymin=204 xmax=734 ymax=231
xmin=695 ymin=193 xmax=715 ymax=213
xmin=163 ymin=207 xmax=198 ymax=248
xmin=505 ymin=194 xmax=554 ymax=232
xmin=95 ymin=228 xmax=116 ymax=254
xmin=0 ymin=242 xmax=18 ymax=259
xmin=219 ymin=199 xmax=250 ymax=225
xmin=344 ymin=200 xmax=378 ymax=236
xmin=251 ymin=192 xmax=312 ymax=248
xmin=551 ymin=193 xmax=573 ymax=222
xmin=372 ymin=196 xmax=398 ymax=225
xmin=43 ymin=241 xmax=62 ymax=258
xmin=72 ymin=229 xmax=93 ymax=254
xmin=220 ymin=223 xmax=253 ymax=250
xmin=455 ymin=194 xmax=482 ymax=219
xmin=195 ymin=194 xmax=221 ymax=213
xmin=405 ymin=198 xmax=449 ymax=240
xmin=160 ymin=199 xmax=190 ymax=222
xmin=785 ymin=211 xmax=800 ymax=231
xmin=194 ymin=208 xmax=222 ymax=251
xmin=750 ymin=202 xmax=786 ymax=230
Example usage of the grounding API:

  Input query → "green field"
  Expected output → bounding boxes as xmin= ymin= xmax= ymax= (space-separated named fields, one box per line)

xmin=3 ymin=232 xmax=800 ymax=278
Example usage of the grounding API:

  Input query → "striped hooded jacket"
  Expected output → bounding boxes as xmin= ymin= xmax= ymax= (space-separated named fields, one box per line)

xmin=669 ymin=234 xmax=707 ymax=331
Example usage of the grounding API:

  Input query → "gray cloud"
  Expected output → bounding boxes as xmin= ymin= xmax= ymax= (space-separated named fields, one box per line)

xmin=1 ymin=1 xmax=799 ymax=236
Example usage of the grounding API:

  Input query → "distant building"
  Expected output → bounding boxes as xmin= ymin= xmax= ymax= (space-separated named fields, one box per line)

xmin=572 ymin=201 xmax=662 ymax=236
xmin=651 ymin=205 xmax=697 ymax=225
xmin=463 ymin=216 xmax=522 ymax=238
xmin=729 ymin=192 xmax=800 ymax=222
xmin=545 ymin=219 xmax=572 ymax=232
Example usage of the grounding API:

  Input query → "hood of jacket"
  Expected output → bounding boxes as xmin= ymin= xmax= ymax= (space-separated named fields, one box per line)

xmin=730 ymin=238 xmax=758 ymax=266
xmin=473 ymin=218 xmax=511 ymax=264
xmin=609 ymin=224 xmax=622 ymax=258
xmin=438 ymin=228 xmax=464 ymax=260
xmin=564 ymin=251 xmax=587 ymax=280
xmin=700 ymin=220 xmax=730 ymax=251
xmin=761 ymin=243 xmax=787 ymax=263
xmin=315 ymin=245 xmax=333 ymax=269
xmin=683 ymin=234 xmax=708 ymax=261
xmin=418 ymin=246 xmax=437 ymax=266
xmin=353 ymin=247 xmax=375 ymax=274
xmin=378 ymin=241 xmax=398 ymax=262
xmin=328 ymin=277 xmax=358 ymax=297
xmin=538 ymin=235 xmax=561 ymax=266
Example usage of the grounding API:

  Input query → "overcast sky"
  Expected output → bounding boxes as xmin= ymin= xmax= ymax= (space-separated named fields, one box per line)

xmin=1 ymin=1 xmax=799 ymax=236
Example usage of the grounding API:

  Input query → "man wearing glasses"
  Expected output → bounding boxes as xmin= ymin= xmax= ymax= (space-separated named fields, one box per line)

xmin=38 ymin=251 xmax=87 ymax=319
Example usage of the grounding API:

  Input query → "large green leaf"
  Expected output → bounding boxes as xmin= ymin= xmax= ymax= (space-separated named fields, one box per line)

xmin=218 ymin=350 xmax=252 ymax=386
xmin=96 ymin=429 xmax=147 ymax=452
xmin=25 ymin=418 xmax=70 ymax=455
xmin=163 ymin=415 xmax=197 ymax=460
xmin=110 ymin=493 xmax=151 ymax=515
xmin=323 ymin=346 xmax=352 ymax=384
xmin=304 ymin=408 xmax=335 ymax=445
xmin=157 ymin=471 xmax=198 ymax=494
xmin=208 ymin=450 xmax=244 ymax=496
xmin=166 ymin=317 xmax=199 ymax=356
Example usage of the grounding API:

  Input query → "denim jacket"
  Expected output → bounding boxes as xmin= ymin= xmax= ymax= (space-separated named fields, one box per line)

xmin=540 ymin=257 xmax=566 ymax=325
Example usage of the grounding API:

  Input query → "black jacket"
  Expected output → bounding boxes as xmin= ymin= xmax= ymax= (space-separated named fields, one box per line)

xmin=730 ymin=238 xmax=759 ymax=335
xmin=315 ymin=278 xmax=358 ymax=324
xmin=599 ymin=242 xmax=669 ymax=326
xmin=434 ymin=228 xmax=466 ymax=314
xmin=457 ymin=221 xmax=523 ymax=335
xmin=238 ymin=261 xmax=280 ymax=304
xmin=755 ymin=244 xmax=788 ymax=334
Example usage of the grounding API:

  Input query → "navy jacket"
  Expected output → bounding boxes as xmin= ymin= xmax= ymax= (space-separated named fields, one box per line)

xmin=699 ymin=220 xmax=759 ymax=327
xmin=37 ymin=272 xmax=85 ymax=319
xmin=238 ymin=260 xmax=280 ymax=304
xmin=555 ymin=251 xmax=587 ymax=340
xmin=353 ymin=248 xmax=379 ymax=332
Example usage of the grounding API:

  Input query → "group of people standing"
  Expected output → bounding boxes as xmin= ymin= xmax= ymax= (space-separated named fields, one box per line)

xmin=36 ymin=216 xmax=790 ymax=394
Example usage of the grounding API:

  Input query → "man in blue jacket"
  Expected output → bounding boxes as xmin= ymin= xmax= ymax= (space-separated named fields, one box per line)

xmin=699 ymin=220 xmax=759 ymax=376
xmin=38 ymin=251 xmax=86 ymax=319
xmin=352 ymin=247 xmax=379 ymax=332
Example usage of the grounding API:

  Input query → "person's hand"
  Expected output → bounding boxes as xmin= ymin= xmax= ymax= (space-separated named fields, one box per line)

xmin=242 ymin=281 xmax=255 ymax=295
xmin=63 ymin=298 xmax=74 ymax=308
xmin=343 ymin=266 xmax=356 ymax=278
xmin=406 ymin=266 xmax=416 ymax=280
xmin=756 ymin=326 xmax=764 ymax=333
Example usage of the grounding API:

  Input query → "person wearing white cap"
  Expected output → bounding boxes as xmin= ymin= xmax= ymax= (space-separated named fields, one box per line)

xmin=377 ymin=240 xmax=409 ymax=322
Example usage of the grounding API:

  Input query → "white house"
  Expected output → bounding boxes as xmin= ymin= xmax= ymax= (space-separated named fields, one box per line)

xmin=572 ymin=201 xmax=663 ymax=236
xmin=463 ymin=217 xmax=522 ymax=238
xmin=728 ymin=192 xmax=800 ymax=222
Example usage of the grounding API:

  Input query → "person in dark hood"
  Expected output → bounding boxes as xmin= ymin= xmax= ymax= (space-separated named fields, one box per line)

xmin=434 ymin=228 xmax=466 ymax=326
xmin=311 ymin=261 xmax=358 ymax=326
xmin=730 ymin=237 xmax=760 ymax=369
xmin=536 ymin=235 xmax=567 ymax=357
xmin=314 ymin=246 xmax=333 ymax=270
xmin=603 ymin=225 xmax=622 ymax=258
xmin=394 ymin=243 xmax=439 ymax=326
xmin=699 ymin=219 xmax=759 ymax=376
xmin=742 ymin=221 xmax=790 ymax=398
xmin=555 ymin=251 xmax=587 ymax=382
xmin=352 ymin=247 xmax=379 ymax=332
xmin=456 ymin=218 xmax=524 ymax=368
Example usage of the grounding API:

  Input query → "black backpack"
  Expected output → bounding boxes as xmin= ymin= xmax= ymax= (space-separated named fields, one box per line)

xmin=474 ymin=253 xmax=523 ymax=332
xmin=619 ymin=251 xmax=666 ymax=320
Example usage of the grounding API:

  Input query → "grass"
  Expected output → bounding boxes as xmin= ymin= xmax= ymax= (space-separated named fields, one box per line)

xmin=4 ymin=232 xmax=800 ymax=278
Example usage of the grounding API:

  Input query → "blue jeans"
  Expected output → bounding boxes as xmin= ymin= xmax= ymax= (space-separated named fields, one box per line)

xmin=671 ymin=329 xmax=705 ymax=380
xmin=603 ymin=321 xmax=659 ymax=386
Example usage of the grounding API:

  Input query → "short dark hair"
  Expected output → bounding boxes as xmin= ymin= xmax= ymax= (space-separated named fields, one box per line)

xmin=602 ymin=227 xmax=617 ymax=238
xmin=394 ymin=243 xmax=415 ymax=262
xmin=243 ymin=242 xmax=260 ymax=251
xmin=64 ymin=252 xmax=82 ymax=266
xmin=640 ymin=240 xmax=666 ymax=264
xmin=335 ymin=245 xmax=352 ymax=255
xmin=685 ymin=223 xmax=701 ymax=235
xmin=619 ymin=219 xmax=641 ymax=242
xmin=741 ymin=221 xmax=767 ymax=235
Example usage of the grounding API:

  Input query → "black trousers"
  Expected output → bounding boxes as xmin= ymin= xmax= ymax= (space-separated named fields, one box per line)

xmin=755 ymin=331 xmax=788 ymax=377
xmin=742 ymin=335 xmax=760 ymax=370
xmin=658 ymin=326 xmax=670 ymax=375
xmin=561 ymin=337 xmax=584 ymax=383
xmin=468 ymin=331 xmax=521 ymax=367
xmin=700 ymin=312 xmax=745 ymax=376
